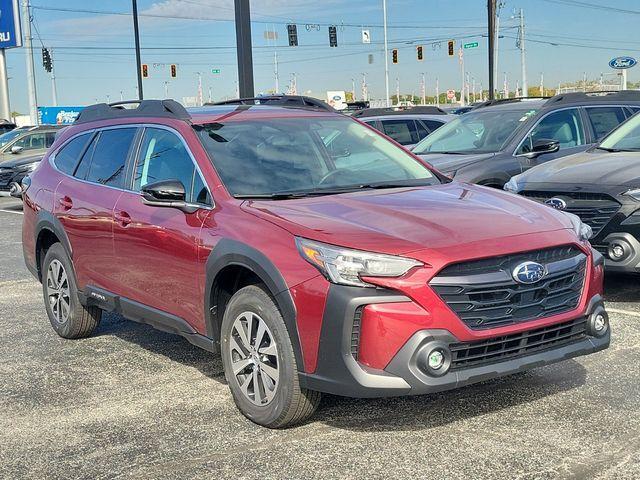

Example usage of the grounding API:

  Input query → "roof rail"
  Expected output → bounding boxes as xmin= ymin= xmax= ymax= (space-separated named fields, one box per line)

xmin=351 ymin=105 xmax=448 ymax=118
xmin=208 ymin=95 xmax=335 ymax=112
xmin=473 ymin=96 xmax=550 ymax=109
xmin=545 ymin=90 xmax=640 ymax=105
xmin=74 ymin=99 xmax=191 ymax=124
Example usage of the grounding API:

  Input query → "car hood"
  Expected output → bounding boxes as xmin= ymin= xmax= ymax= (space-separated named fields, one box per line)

xmin=415 ymin=152 xmax=496 ymax=173
xmin=517 ymin=150 xmax=640 ymax=187
xmin=0 ymin=154 xmax=43 ymax=169
xmin=242 ymin=182 xmax=573 ymax=256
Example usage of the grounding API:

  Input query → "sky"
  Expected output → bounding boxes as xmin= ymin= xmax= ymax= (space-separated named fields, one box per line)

xmin=4 ymin=0 xmax=640 ymax=112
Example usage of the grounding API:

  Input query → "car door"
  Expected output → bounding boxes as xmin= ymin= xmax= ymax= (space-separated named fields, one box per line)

xmin=54 ymin=127 xmax=138 ymax=291
xmin=515 ymin=107 xmax=588 ymax=171
xmin=111 ymin=126 xmax=213 ymax=332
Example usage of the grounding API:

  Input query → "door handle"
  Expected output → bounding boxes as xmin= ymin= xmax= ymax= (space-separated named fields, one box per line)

xmin=114 ymin=211 xmax=132 ymax=227
xmin=58 ymin=196 xmax=73 ymax=210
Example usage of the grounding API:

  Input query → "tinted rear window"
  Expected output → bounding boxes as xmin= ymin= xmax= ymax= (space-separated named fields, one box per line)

xmin=54 ymin=133 xmax=92 ymax=175
xmin=84 ymin=128 xmax=137 ymax=188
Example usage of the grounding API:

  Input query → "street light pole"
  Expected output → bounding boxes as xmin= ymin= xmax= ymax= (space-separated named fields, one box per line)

xmin=132 ymin=0 xmax=143 ymax=100
xmin=234 ymin=0 xmax=254 ymax=98
xmin=383 ymin=0 xmax=390 ymax=107
xmin=22 ymin=0 xmax=38 ymax=123
xmin=487 ymin=0 xmax=496 ymax=100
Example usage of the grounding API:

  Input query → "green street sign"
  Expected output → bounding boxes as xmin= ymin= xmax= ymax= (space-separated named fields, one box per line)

xmin=212 ymin=68 xmax=221 ymax=74
xmin=463 ymin=42 xmax=479 ymax=49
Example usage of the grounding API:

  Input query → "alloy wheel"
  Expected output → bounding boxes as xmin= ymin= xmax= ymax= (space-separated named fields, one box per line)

xmin=46 ymin=259 xmax=70 ymax=324
xmin=229 ymin=311 xmax=279 ymax=406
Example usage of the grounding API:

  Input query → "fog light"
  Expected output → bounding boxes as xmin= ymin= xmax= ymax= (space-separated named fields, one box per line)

xmin=428 ymin=349 xmax=445 ymax=370
xmin=593 ymin=314 xmax=606 ymax=333
xmin=610 ymin=244 xmax=625 ymax=259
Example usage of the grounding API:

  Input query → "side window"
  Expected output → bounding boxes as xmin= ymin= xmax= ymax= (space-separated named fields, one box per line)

xmin=133 ymin=127 xmax=210 ymax=205
xmin=381 ymin=119 xmax=419 ymax=145
xmin=586 ymin=107 xmax=626 ymax=141
xmin=53 ymin=133 xmax=92 ymax=175
xmin=45 ymin=132 xmax=57 ymax=148
xmin=423 ymin=120 xmax=445 ymax=133
xmin=416 ymin=121 xmax=429 ymax=139
xmin=14 ymin=133 xmax=47 ymax=151
xmin=85 ymin=128 xmax=136 ymax=188
xmin=518 ymin=109 xmax=584 ymax=154
xmin=363 ymin=120 xmax=380 ymax=132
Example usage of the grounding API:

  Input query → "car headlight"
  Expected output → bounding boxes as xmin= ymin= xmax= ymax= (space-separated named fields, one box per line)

xmin=624 ymin=188 xmax=640 ymax=201
xmin=17 ymin=162 xmax=38 ymax=172
xmin=504 ymin=176 xmax=520 ymax=193
xmin=296 ymin=238 xmax=422 ymax=287
xmin=563 ymin=211 xmax=592 ymax=241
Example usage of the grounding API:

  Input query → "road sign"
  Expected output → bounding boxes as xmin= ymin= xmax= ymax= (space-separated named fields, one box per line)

xmin=463 ymin=42 xmax=479 ymax=49
xmin=211 ymin=68 xmax=221 ymax=74
xmin=0 ymin=0 xmax=22 ymax=49
xmin=362 ymin=29 xmax=371 ymax=44
xmin=609 ymin=56 xmax=637 ymax=70
xmin=446 ymin=89 xmax=456 ymax=100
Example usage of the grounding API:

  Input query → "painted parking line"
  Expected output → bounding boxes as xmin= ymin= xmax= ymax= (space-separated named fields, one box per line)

xmin=0 ymin=209 xmax=23 ymax=215
xmin=607 ymin=307 xmax=640 ymax=318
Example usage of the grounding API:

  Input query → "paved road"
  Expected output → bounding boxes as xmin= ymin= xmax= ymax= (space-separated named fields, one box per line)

xmin=1 ymin=197 xmax=639 ymax=479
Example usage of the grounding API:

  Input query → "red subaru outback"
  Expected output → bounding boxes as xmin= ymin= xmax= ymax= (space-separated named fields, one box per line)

xmin=22 ymin=100 xmax=609 ymax=428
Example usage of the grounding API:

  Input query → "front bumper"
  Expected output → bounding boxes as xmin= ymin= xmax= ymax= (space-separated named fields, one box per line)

xmin=299 ymin=286 xmax=609 ymax=398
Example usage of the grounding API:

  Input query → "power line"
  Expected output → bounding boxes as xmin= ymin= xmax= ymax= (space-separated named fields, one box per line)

xmin=540 ymin=0 xmax=640 ymax=15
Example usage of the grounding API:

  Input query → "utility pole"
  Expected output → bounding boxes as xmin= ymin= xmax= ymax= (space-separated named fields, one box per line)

xmin=583 ymin=71 xmax=587 ymax=92
xmin=352 ymin=78 xmax=356 ymax=101
xmin=274 ymin=50 xmax=279 ymax=93
xmin=164 ymin=81 xmax=169 ymax=98
xmin=436 ymin=77 xmax=439 ymax=106
xmin=515 ymin=8 xmax=527 ymax=97
xmin=487 ymin=0 xmax=497 ymax=100
xmin=503 ymin=72 xmax=508 ymax=98
xmin=120 ymin=90 xmax=124 ymax=101
xmin=50 ymin=48 xmax=58 ymax=106
xmin=421 ymin=73 xmax=426 ymax=105
xmin=0 ymin=49 xmax=10 ymax=120
xmin=383 ymin=0 xmax=390 ymax=107
xmin=234 ymin=0 xmax=254 ymax=98
xmin=395 ymin=77 xmax=400 ymax=105
xmin=361 ymin=73 xmax=368 ymax=101
xmin=23 ymin=0 xmax=38 ymax=124
xmin=459 ymin=48 xmax=465 ymax=106
xmin=196 ymin=72 xmax=203 ymax=105
xmin=132 ymin=0 xmax=143 ymax=100
xmin=540 ymin=73 xmax=544 ymax=96
xmin=208 ymin=86 xmax=213 ymax=103
xmin=472 ymin=76 xmax=476 ymax=103
xmin=466 ymin=71 xmax=470 ymax=104
xmin=289 ymin=73 xmax=297 ymax=95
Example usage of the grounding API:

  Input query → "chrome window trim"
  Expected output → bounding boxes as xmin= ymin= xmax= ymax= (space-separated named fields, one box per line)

xmin=48 ymin=123 xmax=214 ymax=210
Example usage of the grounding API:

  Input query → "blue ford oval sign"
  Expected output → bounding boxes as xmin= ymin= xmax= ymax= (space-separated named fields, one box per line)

xmin=609 ymin=56 xmax=637 ymax=70
xmin=512 ymin=261 xmax=546 ymax=284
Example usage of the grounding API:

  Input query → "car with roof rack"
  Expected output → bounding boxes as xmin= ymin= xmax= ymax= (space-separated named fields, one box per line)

xmin=210 ymin=94 xmax=334 ymax=112
xmin=21 ymin=98 xmax=609 ymax=428
xmin=505 ymin=104 xmax=640 ymax=273
xmin=412 ymin=91 xmax=640 ymax=188
xmin=350 ymin=106 xmax=455 ymax=148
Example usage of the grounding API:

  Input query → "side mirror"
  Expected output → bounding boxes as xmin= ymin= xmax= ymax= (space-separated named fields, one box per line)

xmin=527 ymin=138 xmax=560 ymax=157
xmin=10 ymin=145 xmax=24 ymax=154
xmin=141 ymin=180 xmax=198 ymax=213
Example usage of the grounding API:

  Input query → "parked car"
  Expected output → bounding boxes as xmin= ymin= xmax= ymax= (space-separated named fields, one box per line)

xmin=505 ymin=108 xmax=640 ymax=273
xmin=0 ymin=125 xmax=63 ymax=163
xmin=22 ymin=99 xmax=609 ymax=428
xmin=412 ymin=91 xmax=640 ymax=187
xmin=351 ymin=106 xmax=454 ymax=148
xmin=0 ymin=154 xmax=42 ymax=197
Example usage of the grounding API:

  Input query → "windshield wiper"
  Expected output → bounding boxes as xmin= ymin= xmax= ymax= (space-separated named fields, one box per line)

xmin=417 ymin=150 xmax=468 ymax=155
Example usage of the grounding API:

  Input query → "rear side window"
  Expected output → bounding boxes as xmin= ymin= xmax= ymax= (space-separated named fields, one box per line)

xmin=585 ymin=107 xmax=626 ymax=141
xmin=53 ymin=133 xmax=91 ymax=175
xmin=423 ymin=119 xmax=445 ymax=133
xmin=381 ymin=119 xmax=419 ymax=145
xmin=83 ymin=128 xmax=136 ymax=188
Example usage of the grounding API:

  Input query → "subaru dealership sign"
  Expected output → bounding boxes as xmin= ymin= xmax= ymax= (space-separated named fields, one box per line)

xmin=609 ymin=56 xmax=637 ymax=70
xmin=0 ymin=0 xmax=21 ymax=49
xmin=38 ymin=107 xmax=84 ymax=125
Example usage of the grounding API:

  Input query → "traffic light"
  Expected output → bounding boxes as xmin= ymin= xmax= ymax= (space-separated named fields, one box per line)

xmin=42 ymin=48 xmax=52 ymax=73
xmin=392 ymin=49 xmax=398 ymax=64
xmin=170 ymin=64 xmax=177 ymax=78
xmin=417 ymin=45 xmax=423 ymax=61
xmin=287 ymin=24 xmax=298 ymax=46
xmin=141 ymin=64 xmax=149 ymax=78
xmin=329 ymin=26 xmax=338 ymax=47
xmin=447 ymin=40 xmax=455 ymax=57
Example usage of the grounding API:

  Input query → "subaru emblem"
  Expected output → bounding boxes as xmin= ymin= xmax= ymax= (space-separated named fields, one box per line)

xmin=545 ymin=197 xmax=567 ymax=210
xmin=512 ymin=261 xmax=546 ymax=284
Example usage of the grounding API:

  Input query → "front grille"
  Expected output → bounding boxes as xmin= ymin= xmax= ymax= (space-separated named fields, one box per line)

xmin=0 ymin=171 xmax=13 ymax=185
xmin=350 ymin=306 xmax=363 ymax=360
xmin=520 ymin=191 xmax=620 ymax=237
xmin=449 ymin=318 xmax=587 ymax=370
xmin=431 ymin=246 xmax=587 ymax=330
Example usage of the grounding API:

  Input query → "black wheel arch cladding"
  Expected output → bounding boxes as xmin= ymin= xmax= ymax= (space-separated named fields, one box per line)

xmin=34 ymin=210 xmax=74 ymax=281
xmin=204 ymin=238 xmax=304 ymax=369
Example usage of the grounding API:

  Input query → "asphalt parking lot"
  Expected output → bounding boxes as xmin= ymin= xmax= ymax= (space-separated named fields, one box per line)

xmin=1 ymin=196 xmax=639 ymax=480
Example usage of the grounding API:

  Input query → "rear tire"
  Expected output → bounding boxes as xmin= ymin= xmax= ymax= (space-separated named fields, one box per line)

xmin=41 ymin=243 xmax=101 ymax=339
xmin=221 ymin=285 xmax=321 ymax=428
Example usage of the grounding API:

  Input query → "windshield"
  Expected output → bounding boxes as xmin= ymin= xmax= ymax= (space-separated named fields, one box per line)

xmin=195 ymin=116 xmax=439 ymax=197
xmin=599 ymin=113 xmax=640 ymax=151
xmin=412 ymin=108 xmax=538 ymax=154
xmin=0 ymin=129 xmax=23 ymax=147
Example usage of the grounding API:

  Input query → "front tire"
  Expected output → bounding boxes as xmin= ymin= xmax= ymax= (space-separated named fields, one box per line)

xmin=221 ymin=285 xmax=321 ymax=428
xmin=42 ymin=243 xmax=101 ymax=339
